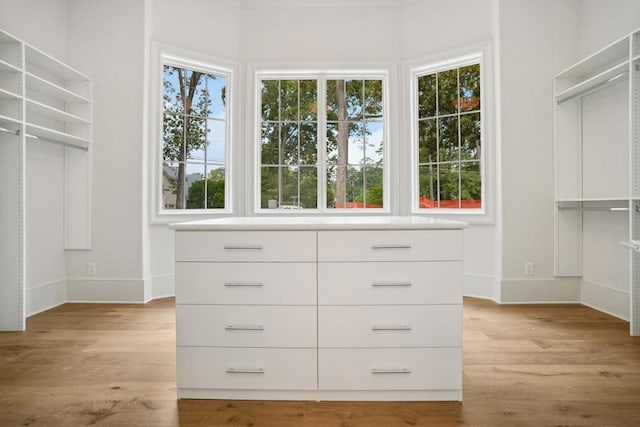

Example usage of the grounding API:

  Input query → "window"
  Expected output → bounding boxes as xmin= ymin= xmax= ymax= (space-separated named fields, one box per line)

xmin=413 ymin=56 xmax=482 ymax=212
xmin=161 ymin=56 xmax=230 ymax=212
xmin=257 ymin=72 xmax=387 ymax=212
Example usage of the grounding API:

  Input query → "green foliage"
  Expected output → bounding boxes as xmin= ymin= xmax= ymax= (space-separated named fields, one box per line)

xmin=186 ymin=169 xmax=225 ymax=209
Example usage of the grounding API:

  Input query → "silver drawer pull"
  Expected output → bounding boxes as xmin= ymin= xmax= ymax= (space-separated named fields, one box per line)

xmin=223 ymin=245 xmax=263 ymax=250
xmin=371 ymin=281 xmax=412 ymax=287
xmin=225 ymin=324 xmax=264 ymax=331
xmin=372 ymin=325 xmax=411 ymax=331
xmin=224 ymin=282 xmax=264 ymax=287
xmin=226 ymin=368 xmax=264 ymax=374
xmin=371 ymin=244 xmax=412 ymax=250
xmin=371 ymin=368 xmax=411 ymax=374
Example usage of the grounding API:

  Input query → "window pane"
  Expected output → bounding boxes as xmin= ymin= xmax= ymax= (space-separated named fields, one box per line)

xmin=348 ymin=124 xmax=365 ymax=165
xmin=206 ymin=119 xmax=226 ymax=165
xmin=365 ymin=121 xmax=384 ymax=164
xmin=438 ymin=163 xmax=460 ymax=208
xmin=364 ymin=80 xmax=383 ymax=119
xmin=162 ymin=112 xmax=183 ymax=162
xmin=186 ymin=131 xmax=207 ymax=161
xmin=280 ymin=80 xmax=299 ymax=121
xmin=461 ymin=161 xmax=481 ymax=208
xmin=281 ymin=166 xmax=301 ymax=208
xmin=162 ymin=161 xmax=179 ymax=209
xmin=417 ymin=74 xmax=436 ymax=118
xmin=299 ymin=123 xmax=317 ymax=165
xmin=283 ymin=123 xmax=299 ymax=165
xmin=346 ymin=79 xmax=363 ymax=119
xmin=332 ymin=166 xmax=363 ymax=208
xmin=364 ymin=165 xmax=383 ymax=208
xmin=418 ymin=164 xmax=438 ymax=208
xmin=459 ymin=64 xmax=480 ymax=112
xmin=326 ymin=165 xmax=337 ymax=208
xmin=438 ymin=69 xmax=458 ymax=116
xmin=261 ymin=123 xmax=279 ymax=165
xmin=299 ymin=80 xmax=317 ymax=121
xmin=326 ymin=122 xmax=338 ymax=163
xmin=163 ymin=66 xmax=183 ymax=113
xmin=207 ymin=74 xmax=227 ymax=119
xmin=205 ymin=166 xmax=225 ymax=209
xmin=185 ymin=163 xmax=206 ymax=209
xmin=299 ymin=166 xmax=318 ymax=209
xmin=460 ymin=112 xmax=481 ymax=161
xmin=190 ymin=71 xmax=208 ymax=117
xmin=418 ymin=119 xmax=437 ymax=164
xmin=260 ymin=166 xmax=279 ymax=208
xmin=439 ymin=116 xmax=459 ymax=162
xmin=261 ymin=80 xmax=279 ymax=121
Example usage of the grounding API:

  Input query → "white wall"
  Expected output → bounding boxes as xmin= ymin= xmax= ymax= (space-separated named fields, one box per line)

xmin=65 ymin=0 xmax=147 ymax=301
xmin=497 ymin=0 xmax=581 ymax=302
xmin=0 ymin=0 xmax=69 ymax=315
xmin=578 ymin=0 xmax=640 ymax=57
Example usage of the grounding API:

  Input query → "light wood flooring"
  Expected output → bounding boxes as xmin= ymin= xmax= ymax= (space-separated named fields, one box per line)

xmin=1 ymin=297 xmax=639 ymax=426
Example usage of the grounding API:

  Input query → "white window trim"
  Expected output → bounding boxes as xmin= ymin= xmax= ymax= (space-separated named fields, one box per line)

xmin=405 ymin=41 xmax=495 ymax=224
xmin=148 ymin=42 xmax=242 ymax=224
xmin=251 ymin=67 xmax=392 ymax=215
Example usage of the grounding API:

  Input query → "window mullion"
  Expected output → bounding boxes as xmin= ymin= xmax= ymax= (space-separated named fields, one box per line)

xmin=318 ymin=76 xmax=327 ymax=211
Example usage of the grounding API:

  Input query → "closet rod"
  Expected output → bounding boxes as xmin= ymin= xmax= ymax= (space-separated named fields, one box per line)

xmin=558 ymin=206 xmax=629 ymax=212
xmin=556 ymin=71 xmax=628 ymax=104
xmin=0 ymin=126 xmax=88 ymax=151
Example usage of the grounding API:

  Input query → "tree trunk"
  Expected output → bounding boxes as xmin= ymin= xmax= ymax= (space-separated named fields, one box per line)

xmin=336 ymin=80 xmax=348 ymax=208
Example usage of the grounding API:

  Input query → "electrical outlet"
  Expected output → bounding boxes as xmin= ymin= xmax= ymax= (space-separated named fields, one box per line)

xmin=87 ymin=262 xmax=96 ymax=276
xmin=524 ymin=262 xmax=534 ymax=276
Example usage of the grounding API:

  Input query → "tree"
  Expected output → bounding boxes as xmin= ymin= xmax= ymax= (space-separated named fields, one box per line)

xmin=163 ymin=66 xmax=211 ymax=209
xmin=186 ymin=168 xmax=225 ymax=209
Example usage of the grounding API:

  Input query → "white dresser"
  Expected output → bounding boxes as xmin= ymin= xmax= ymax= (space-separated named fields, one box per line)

xmin=170 ymin=216 xmax=467 ymax=401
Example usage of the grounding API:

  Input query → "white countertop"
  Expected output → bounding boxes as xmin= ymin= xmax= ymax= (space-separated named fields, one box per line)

xmin=170 ymin=216 xmax=468 ymax=231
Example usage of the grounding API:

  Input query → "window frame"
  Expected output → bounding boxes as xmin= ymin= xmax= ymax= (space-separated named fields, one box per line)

xmin=253 ymin=68 xmax=391 ymax=215
xmin=149 ymin=43 xmax=240 ymax=224
xmin=408 ymin=44 xmax=494 ymax=223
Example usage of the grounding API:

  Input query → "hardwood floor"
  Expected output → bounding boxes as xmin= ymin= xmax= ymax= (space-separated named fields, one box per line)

xmin=1 ymin=297 xmax=639 ymax=426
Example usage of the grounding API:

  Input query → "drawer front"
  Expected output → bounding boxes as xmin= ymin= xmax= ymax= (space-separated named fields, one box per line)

xmin=175 ymin=231 xmax=316 ymax=262
xmin=317 ymin=230 xmax=462 ymax=262
xmin=318 ymin=305 xmax=461 ymax=348
xmin=178 ymin=347 xmax=317 ymax=390
xmin=318 ymin=261 xmax=462 ymax=305
xmin=177 ymin=305 xmax=317 ymax=348
xmin=318 ymin=348 xmax=461 ymax=390
xmin=176 ymin=262 xmax=316 ymax=305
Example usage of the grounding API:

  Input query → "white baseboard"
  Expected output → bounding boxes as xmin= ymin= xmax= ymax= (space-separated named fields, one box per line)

xmin=67 ymin=278 xmax=146 ymax=303
xmin=26 ymin=279 xmax=67 ymax=317
xmin=499 ymin=278 xmax=581 ymax=303
xmin=151 ymin=274 xmax=174 ymax=300
xmin=581 ymin=279 xmax=629 ymax=321
xmin=463 ymin=274 xmax=499 ymax=302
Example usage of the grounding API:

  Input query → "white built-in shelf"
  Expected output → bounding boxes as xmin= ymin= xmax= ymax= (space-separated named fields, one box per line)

xmin=26 ymin=72 xmax=89 ymax=104
xmin=25 ymin=122 xmax=89 ymax=150
xmin=0 ymin=87 xmax=20 ymax=100
xmin=0 ymin=113 xmax=21 ymax=130
xmin=555 ymin=60 xmax=628 ymax=103
xmin=0 ymin=58 xmax=21 ymax=73
xmin=556 ymin=197 xmax=629 ymax=203
xmin=25 ymin=45 xmax=90 ymax=83
xmin=556 ymin=36 xmax=628 ymax=82
xmin=26 ymin=98 xmax=89 ymax=124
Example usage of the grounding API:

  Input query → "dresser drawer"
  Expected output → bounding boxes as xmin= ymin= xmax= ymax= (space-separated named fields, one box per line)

xmin=318 ymin=348 xmax=461 ymax=390
xmin=175 ymin=231 xmax=316 ymax=262
xmin=178 ymin=347 xmax=317 ymax=390
xmin=318 ymin=261 xmax=462 ymax=305
xmin=176 ymin=262 xmax=316 ymax=305
xmin=318 ymin=305 xmax=461 ymax=348
xmin=177 ymin=305 xmax=317 ymax=348
xmin=317 ymin=230 xmax=462 ymax=262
